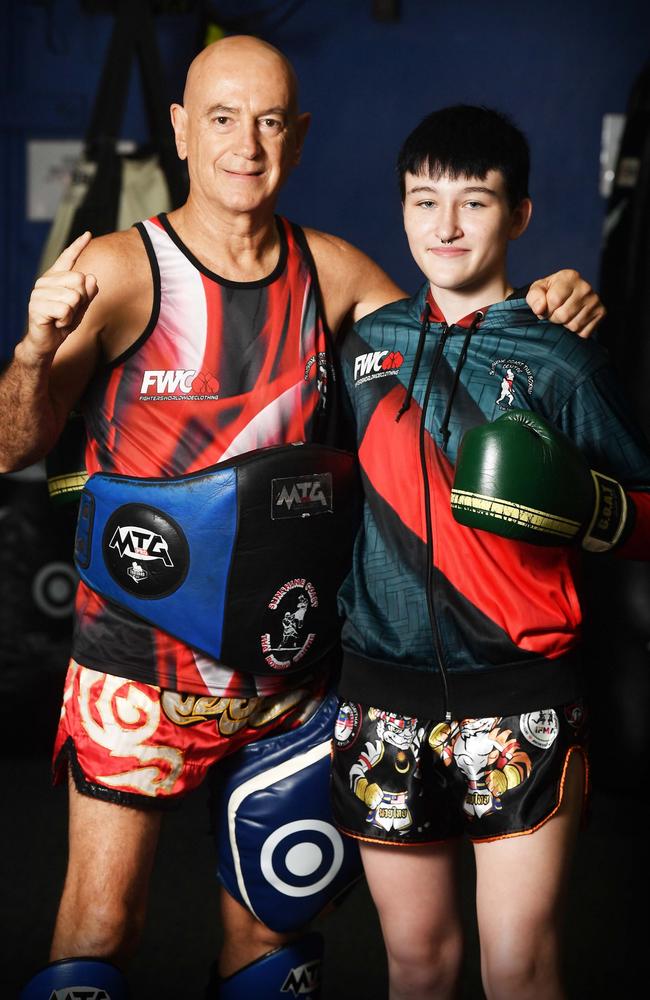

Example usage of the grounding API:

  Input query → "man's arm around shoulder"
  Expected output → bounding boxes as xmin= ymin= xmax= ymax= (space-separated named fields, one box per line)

xmin=304 ymin=228 xmax=605 ymax=340
xmin=303 ymin=229 xmax=407 ymax=335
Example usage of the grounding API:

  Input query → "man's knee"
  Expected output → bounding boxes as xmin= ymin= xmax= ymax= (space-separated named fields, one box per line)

xmin=53 ymin=782 xmax=160 ymax=961
xmin=52 ymin=889 xmax=147 ymax=961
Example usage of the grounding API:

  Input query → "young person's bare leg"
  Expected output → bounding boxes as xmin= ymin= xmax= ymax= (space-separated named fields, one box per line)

xmin=474 ymin=751 xmax=585 ymax=1000
xmin=361 ymin=840 xmax=463 ymax=1000
xmin=51 ymin=772 xmax=162 ymax=963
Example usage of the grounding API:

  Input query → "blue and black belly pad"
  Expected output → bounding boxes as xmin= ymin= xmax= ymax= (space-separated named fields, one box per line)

xmin=74 ymin=443 xmax=361 ymax=676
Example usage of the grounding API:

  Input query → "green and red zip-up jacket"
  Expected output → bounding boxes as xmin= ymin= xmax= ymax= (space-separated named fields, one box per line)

xmin=337 ymin=283 xmax=650 ymax=720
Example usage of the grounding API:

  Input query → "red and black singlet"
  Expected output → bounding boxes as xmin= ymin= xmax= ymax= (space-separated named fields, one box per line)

xmin=72 ymin=214 xmax=338 ymax=696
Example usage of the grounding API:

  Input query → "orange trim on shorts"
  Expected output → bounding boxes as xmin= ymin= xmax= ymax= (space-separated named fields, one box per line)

xmin=468 ymin=744 xmax=589 ymax=845
xmin=336 ymin=821 xmax=461 ymax=849
xmin=335 ymin=744 xmax=589 ymax=849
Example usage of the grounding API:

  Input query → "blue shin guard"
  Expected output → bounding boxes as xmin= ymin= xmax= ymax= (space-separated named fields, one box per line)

xmin=214 ymin=690 xmax=362 ymax=934
xmin=20 ymin=958 xmax=129 ymax=999
xmin=215 ymin=933 xmax=323 ymax=999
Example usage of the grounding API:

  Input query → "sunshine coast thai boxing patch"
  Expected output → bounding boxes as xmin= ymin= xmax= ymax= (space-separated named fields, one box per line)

xmin=74 ymin=444 xmax=360 ymax=676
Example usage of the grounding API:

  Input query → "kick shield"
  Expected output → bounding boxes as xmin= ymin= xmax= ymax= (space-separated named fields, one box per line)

xmin=213 ymin=689 xmax=362 ymax=933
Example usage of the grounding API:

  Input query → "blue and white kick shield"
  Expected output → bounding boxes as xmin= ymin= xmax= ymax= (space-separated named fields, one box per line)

xmin=213 ymin=690 xmax=362 ymax=933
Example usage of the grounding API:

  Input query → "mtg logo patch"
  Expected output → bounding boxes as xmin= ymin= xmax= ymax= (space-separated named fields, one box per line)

xmin=103 ymin=503 xmax=189 ymax=598
xmin=281 ymin=956 xmax=322 ymax=996
xmin=260 ymin=578 xmax=318 ymax=670
xmin=49 ymin=990 xmax=111 ymax=1000
xmin=271 ymin=473 xmax=333 ymax=519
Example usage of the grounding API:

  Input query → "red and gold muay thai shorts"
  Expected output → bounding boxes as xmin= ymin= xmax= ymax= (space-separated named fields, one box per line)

xmin=331 ymin=699 xmax=588 ymax=845
xmin=53 ymin=660 xmax=324 ymax=807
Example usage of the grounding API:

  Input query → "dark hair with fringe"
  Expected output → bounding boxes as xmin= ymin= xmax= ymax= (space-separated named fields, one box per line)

xmin=397 ymin=105 xmax=530 ymax=208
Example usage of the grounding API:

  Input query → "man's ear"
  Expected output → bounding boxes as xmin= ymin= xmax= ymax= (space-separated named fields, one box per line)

xmin=509 ymin=198 xmax=533 ymax=241
xmin=292 ymin=112 xmax=311 ymax=165
xmin=170 ymin=103 xmax=188 ymax=161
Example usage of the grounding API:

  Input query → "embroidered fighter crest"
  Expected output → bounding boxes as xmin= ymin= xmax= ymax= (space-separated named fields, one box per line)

xmin=489 ymin=358 xmax=534 ymax=410
xmin=260 ymin=579 xmax=319 ymax=670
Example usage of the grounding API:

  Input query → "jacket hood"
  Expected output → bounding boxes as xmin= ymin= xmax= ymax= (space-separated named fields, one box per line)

xmin=406 ymin=281 xmax=540 ymax=332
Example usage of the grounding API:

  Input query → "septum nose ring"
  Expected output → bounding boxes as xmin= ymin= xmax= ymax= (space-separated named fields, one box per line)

xmin=440 ymin=238 xmax=453 ymax=245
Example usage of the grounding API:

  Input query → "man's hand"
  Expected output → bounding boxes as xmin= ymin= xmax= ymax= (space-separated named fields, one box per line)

xmin=526 ymin=269 xmax=605 ymax=339
xmin=24 ymin=231 xmax=99 ymax=364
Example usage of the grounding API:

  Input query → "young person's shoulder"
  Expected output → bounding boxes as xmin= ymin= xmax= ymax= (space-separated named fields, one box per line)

xmin=483 ymin=296 xmax=611 ymax=383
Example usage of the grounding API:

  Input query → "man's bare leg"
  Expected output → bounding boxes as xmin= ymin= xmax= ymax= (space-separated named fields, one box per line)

xmin=218 ymin=888 xmax=301 ymax=977
xmin=474 ymin=751 xmax=586 ymax=1000
xmin=50 ymin=772 xmax=162 ymax=963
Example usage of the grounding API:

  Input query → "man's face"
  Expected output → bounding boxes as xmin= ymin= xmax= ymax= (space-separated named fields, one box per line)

xmin=402 ymin=169 xmax=530 ymax=295
xmin=172 ymin=48 xmax=308 ymax=215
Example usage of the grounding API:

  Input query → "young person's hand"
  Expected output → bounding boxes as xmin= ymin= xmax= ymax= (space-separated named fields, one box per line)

xmin=526 ymin=270 xmax=605 ymax=339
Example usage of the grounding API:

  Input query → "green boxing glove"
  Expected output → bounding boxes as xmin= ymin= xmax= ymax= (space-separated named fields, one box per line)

xmin=450 ymin=409 xmax=630 ymax=551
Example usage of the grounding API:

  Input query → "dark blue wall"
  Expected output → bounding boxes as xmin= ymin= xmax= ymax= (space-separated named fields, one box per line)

xmin=2 ymin=0 xmax=649 ymax=360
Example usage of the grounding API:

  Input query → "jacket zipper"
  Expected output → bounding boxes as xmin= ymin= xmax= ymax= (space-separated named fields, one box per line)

xmin=419 ymin=322 xmax=452 ymax=721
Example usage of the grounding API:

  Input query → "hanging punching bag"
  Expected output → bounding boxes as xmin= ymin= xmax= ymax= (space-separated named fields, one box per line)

xmin=598 ymin=61 xmax=650 ymax=420
xmin=0 ymin=3 xmax=192 ymax=733
xmin=43 ymin=0 xmax=190 ymax=507
xmin=584 ymin=62 xmax=650 ymax=791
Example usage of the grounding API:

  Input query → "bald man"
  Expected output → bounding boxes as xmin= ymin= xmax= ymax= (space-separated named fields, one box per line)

xmin=5 ymin=36 xmax=604 ymax=1000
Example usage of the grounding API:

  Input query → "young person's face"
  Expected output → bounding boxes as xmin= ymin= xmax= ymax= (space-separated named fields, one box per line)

xmin=402 ymin=169 xmax=531 ymax=297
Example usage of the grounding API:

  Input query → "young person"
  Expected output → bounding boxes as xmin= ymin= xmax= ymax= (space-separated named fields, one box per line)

xmin=331 ymin=105 xmax=650 ymax=1000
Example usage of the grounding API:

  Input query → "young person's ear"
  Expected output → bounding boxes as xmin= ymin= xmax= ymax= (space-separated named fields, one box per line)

xmin=509 ymin=198 xmax=533 ymax=240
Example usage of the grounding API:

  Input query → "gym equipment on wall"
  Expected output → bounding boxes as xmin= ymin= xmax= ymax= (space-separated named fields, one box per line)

xmin=39 ymin=0 xmax=188 ymax=273
xmin=585 ymin=62 xmax=650 ymax=792
xmin=42 ymin=0 xmax=191 ymax=504
xmin=1 ymin=2 xmax=190 ymax=735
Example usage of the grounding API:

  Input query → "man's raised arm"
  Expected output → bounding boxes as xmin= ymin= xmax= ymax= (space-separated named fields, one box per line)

xmin=0 ymin=233 xmax=108 ymax=473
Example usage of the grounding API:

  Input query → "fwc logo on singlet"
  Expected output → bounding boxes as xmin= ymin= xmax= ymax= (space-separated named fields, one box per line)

xmin=139 ymin=369 xmax=220 ymax=401
xmin=353 ymin=350 xmax=404 ymax=386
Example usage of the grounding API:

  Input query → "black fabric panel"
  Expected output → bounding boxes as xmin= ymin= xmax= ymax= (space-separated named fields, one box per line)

xmin=220 ymin=445 xmax=361 ymax=675
xmin=339 ymin=649 xmax=583 ymax=720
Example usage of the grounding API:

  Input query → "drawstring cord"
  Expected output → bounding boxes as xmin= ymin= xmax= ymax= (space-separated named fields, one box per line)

xmin=395 ymin=303 xmax=432 ymax=423
xmin=438 ymin=310 xmax=484 ymax=451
